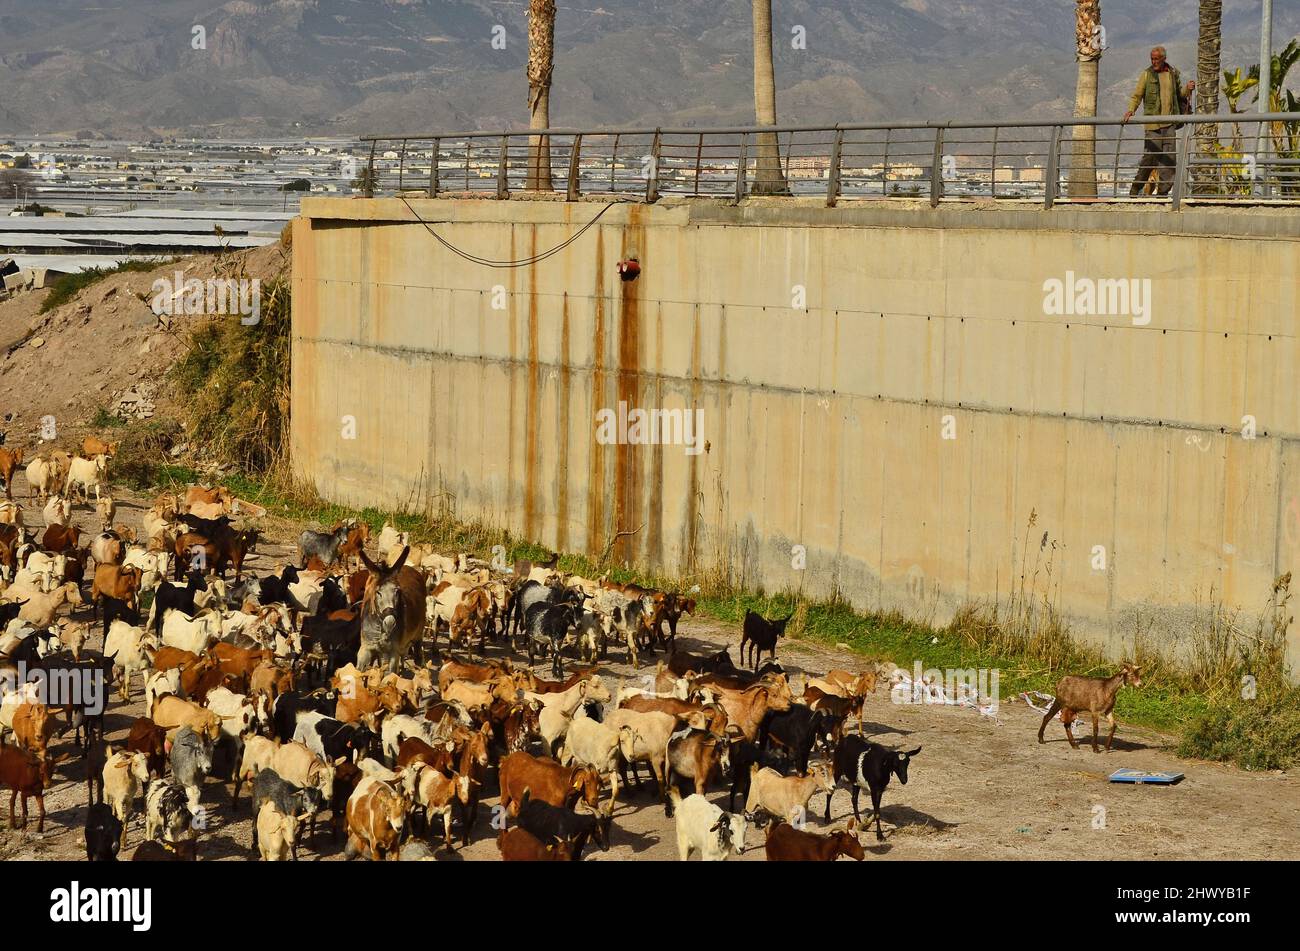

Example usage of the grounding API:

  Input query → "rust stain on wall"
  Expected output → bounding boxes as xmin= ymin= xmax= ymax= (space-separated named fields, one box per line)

xmin=683 ymin=304 xmax=702 ymax=572
xmin=646 ymin=301 xmax=664 ymax=568
xmin=523 ymin=226 xmax=541 ymax=540
xmin=614 ymin=206 xmax=645 ymax=564
xmin=586 ymin=228 xmax=608 ymax=556
xmin=505 ymin=227 xmax=519 ymax=522
xmin=556 ymin=292 xmax=572 ymax=553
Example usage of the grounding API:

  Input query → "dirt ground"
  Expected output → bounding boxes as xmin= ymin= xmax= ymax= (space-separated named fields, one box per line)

xmin=0 ymin=244 xmax=288 ymax=441
xmin=0 ymin=463 xmax=1296 ymax=863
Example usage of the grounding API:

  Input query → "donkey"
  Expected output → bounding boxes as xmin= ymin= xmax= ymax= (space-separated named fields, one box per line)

xmin=357 ymin=547 xmax=426 ymax=673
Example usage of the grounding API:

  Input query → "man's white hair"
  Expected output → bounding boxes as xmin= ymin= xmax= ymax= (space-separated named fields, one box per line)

xmin=1151 ymin=46 xmax=1167 ymax=55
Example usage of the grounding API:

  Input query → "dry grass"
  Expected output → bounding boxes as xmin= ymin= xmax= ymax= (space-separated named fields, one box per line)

xmin=169 ymin=261 xmax=289 ymax=474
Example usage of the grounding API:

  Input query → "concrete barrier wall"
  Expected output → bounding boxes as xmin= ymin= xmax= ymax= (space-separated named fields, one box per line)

xmin=292 ymin=196 xmax=1300 ymax=674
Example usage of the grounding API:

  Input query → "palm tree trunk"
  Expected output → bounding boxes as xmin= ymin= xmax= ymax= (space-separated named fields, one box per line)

xmin=1068 ymin=0 xmax=1101 ymax=198
xmin=751 ymin=0 xmax=788 ymax=195
xmin=1196 ymin=0 xmax=1223 ymax=188
xmin=526 ymin=0 xmax=556 ymax=191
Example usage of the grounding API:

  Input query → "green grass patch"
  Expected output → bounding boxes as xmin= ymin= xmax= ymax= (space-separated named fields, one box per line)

xmin=1177 ymin=694 xmax=1300 ymax=771
xmin=121 ymin=467 xmax=1294 ymax=760
xmin=39 ymin=260 xmax=162 ymax=315
xmin=89 ymin=407 xmax=127 ymax=429
xmin=109 ymin=418 xmax=185 ymax=490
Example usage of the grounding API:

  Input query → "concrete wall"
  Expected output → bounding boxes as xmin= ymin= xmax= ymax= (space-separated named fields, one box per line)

xmin=292 ymin=196 xmax=1300 ymax=674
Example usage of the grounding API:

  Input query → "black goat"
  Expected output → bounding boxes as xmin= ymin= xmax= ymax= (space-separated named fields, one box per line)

xmin=250 ymin=768 xmax=323 ymax=858
xmin=0 ymin=599 xmax=27 ymax=628
xmin=822 ymin=736 xmax=921 ymax=841
xmin=668 ymin=645 xmax=740 ymax=678
xmin=758 ymin=704 xmax=843 ymax=775
xmin=317 ymin=576 xmax=349 ymax=616
xmin=151 ymin=571 xmax=208 ymax=634
xmin=728 ymin=738 xmax=795 ymax=812
xmin=33 ymin=652 xmax=111 ymax=753
xmin=524 ymin=601 xmax=578 ymax=678
xmin=84 ymin=803 xmax=123 ymax=861
xmin=740 ymin=610 xmax=792 ymax=670
xmin=257 ymin=565 xmax=301 ymax=607
xmin=271 ymin=689 xmax=337 ymax=744
xmin=99 ymin=594 xmax=140 ymax=640
xmin=299 ymin=613 xmax=360 ymax=685
xmin=516 ymin=791 xmax=610 ymax=861
xmin=4 ymin=629 xmax=58 ymax=667
xmin=509 ymin=580 xmax=580 ymax=643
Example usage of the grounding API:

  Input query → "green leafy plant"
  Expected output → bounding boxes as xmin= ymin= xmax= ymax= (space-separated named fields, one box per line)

xmin=40 ymin=260 xmax=162 ymax=315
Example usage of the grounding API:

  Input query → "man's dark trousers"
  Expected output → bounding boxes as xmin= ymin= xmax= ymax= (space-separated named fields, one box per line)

xmin=1130 ymin=126 xmax=1177 ymax=196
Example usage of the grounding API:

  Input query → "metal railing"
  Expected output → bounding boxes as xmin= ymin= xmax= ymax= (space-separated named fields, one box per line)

xmin=360 ymin=112 xmax=1300 ymax=209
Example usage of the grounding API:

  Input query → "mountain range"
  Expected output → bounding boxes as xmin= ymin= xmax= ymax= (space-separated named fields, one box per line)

xmin=0 ymin=0 xmax=1295 ymax=138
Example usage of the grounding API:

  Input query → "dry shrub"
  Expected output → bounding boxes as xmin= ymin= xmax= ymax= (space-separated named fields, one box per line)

xmin=169 ymin=275 xmax=290 ymax=474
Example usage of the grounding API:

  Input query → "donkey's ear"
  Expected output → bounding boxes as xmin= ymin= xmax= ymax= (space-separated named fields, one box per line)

xmin=389 ymin=546 xmax=410 ymax=574
xmin=358 ymin=550 xmax=381 ymax=573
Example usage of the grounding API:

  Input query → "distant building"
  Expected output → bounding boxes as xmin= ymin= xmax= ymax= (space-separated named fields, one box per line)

xmin=787 ymin=157 xmax=829 ymax=179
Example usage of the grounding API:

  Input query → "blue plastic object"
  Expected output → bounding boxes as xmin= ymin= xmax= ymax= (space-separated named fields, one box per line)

xmin=1109 ymin=768 xmax=1184 ymax=785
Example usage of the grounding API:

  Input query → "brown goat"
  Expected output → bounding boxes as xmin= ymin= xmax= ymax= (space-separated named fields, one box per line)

xmin=765 ymin=819 xmax=866 ymax=861
xmin=1038 ymin=663 xmax=1143 ymax=753
xmin=41 ymin=524 xmax=82 ymax=553
xmin=497 ymin=826 xmax=574 ymax=861
xmin=0 ymin=743 xmax=53 ymax=831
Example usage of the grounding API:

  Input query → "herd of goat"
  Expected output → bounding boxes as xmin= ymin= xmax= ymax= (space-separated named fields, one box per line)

xmin=0 ymin=437 xmax=1143 ymax=861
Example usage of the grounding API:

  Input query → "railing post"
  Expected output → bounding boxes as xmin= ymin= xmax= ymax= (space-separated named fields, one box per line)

xmin=826 ymin=126 xmax=844 ymax=207
xmin=610 ymin=134 xmax=620 ymax=193
xmin=1044 ymin=124 xmax=1062 ymax=208
xmin=365 ymin=140 xmax=377 ymax=198
xmin=735 ymin=133 xmax=748 ymax=201
xmin=398 ymin=140 xmax=406 ymax=192
xmin=646 ymin=129 xmax=662 ymax=203
xmin=929 ymin=128 xmax=944 ymax=207
xmin=990 ymin=126 xmax=999 ymax=198
xmin=429 ymin=138 xmax=440 ymax=198
xmin=1112 ymin=127 xmax=1124 ymax=199
xmin=1171 ymin=121 xmax=1191 ymax=209
xmin=882 ymin=127 xmax=891 ymax=195
xmin=567 ymin=134 xmax=583 ymax=201
xmin=694 ymin=133 xmax=704 ymax=196
xmin=497 ymin=134 xmax=510 ymax=200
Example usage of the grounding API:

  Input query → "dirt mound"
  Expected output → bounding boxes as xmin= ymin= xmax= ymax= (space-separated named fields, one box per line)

xmin=0 ymin=243 xmax=289 ymax=449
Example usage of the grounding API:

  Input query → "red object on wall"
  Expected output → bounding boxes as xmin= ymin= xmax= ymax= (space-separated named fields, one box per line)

xmin=617 ymin=258 xmax=641 ymax=281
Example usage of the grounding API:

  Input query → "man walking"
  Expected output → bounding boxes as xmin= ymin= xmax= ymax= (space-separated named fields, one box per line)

xmin=1123 ymin=47 xmax=1195 ymax=196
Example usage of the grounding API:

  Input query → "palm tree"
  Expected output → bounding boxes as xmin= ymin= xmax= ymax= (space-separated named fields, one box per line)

xmin=350 ymin=166 xmax=379 ymax=195
xmin=1195 ymin=0 xmax=1223 ymax=182
xmin=526 ymin=0 xmax=557 ymax=191
xmin=1068 ymin=0 xmax=1102 ymax=198
xmin=750 ymin=0 xmax=788 ymax=195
